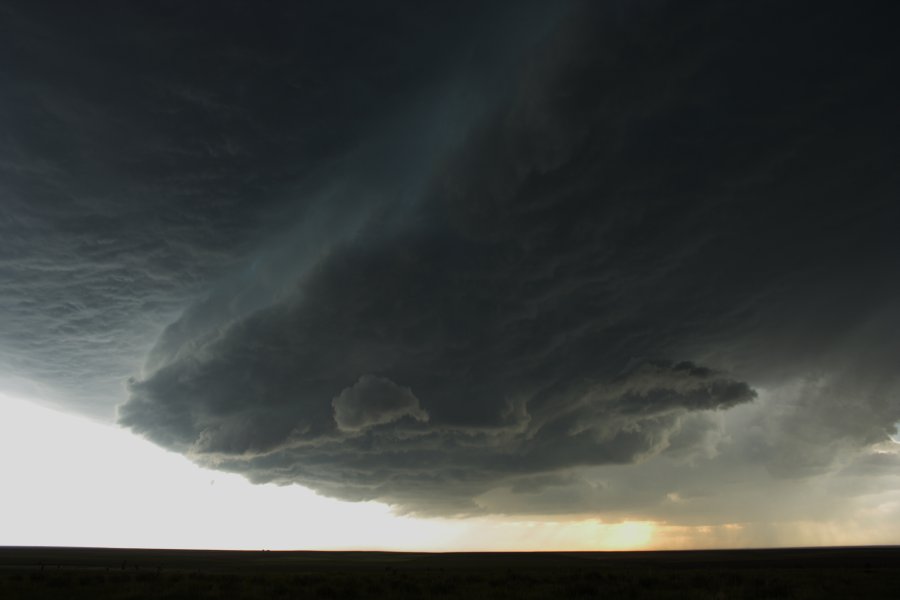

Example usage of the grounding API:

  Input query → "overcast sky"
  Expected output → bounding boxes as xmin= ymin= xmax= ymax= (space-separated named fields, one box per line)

xmin=1 ymin=0 xmax=899 ymax=550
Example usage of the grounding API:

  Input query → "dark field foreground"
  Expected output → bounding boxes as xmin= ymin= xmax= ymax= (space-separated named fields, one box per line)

xmin=1 ymin=546 xmax=898 ymax=599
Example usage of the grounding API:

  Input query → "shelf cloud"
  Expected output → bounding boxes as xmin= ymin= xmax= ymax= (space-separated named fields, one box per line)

xmin=2 ymin=0 xmax=898 ymax=518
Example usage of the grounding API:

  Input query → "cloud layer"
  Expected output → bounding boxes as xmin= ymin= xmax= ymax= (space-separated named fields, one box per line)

xmin=118 ymin=1 xmax=900 ymax=513
xmin=2 ymin=1 xmax=898 ymax=518
xmin=0 ymin=0 xmax=554 ymax=414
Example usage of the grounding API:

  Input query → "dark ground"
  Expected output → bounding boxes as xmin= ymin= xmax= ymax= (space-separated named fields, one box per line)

xmin=1 ymin=546 xmax=898 ymax=599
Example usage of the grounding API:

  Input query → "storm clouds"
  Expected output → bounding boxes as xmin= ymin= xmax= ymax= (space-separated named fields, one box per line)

xmin=2 ymin=1 xmax=899 ymax=518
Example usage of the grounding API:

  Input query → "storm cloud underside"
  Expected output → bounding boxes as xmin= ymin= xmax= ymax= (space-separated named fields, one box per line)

xmin=2 ymin=1 xmax=899 ymax=517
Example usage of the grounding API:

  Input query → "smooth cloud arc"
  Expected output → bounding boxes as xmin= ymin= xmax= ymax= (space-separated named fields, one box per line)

xmin=119 ymin=1 xmax=900 ymax=515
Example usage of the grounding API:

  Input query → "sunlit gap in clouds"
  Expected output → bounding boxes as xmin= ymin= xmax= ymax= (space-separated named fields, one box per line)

xmin=0 ymin=393 xmax=663 ymax=551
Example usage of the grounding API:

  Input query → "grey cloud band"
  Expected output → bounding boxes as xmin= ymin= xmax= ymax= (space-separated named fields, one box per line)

xmin=1 ymin=0 xmax=897 ymax=516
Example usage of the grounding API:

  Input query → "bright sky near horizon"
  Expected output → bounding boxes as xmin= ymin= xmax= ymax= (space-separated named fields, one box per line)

xmin=0 ymin=393 xmax=657 ymax=551
xmin=3 ymin=393 xmax=898 ymax=551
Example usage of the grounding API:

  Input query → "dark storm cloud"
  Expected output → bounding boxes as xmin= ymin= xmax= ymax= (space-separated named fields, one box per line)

xmin=3 ymin=0 xmax=898 ymax=517
xmin=118 ymin=1 xmax=900 ymax=513
xmin=332 ymin=375 xmax=428 ymax=432
xmin=0 ymin=0 xmax=556 ymax=414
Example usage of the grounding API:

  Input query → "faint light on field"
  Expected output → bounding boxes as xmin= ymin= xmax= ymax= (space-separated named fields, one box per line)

xmin=529 ymin=519 xmax=656 ymax=551
xmin=458 ymin=518 xmax=657 ymax=551
xmin=598 ymin=520 xmax=655 ymax=549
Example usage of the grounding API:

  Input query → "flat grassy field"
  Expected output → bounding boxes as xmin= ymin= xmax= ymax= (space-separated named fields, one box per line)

xmin=0 ymin=546 xmax=897 ymax=599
